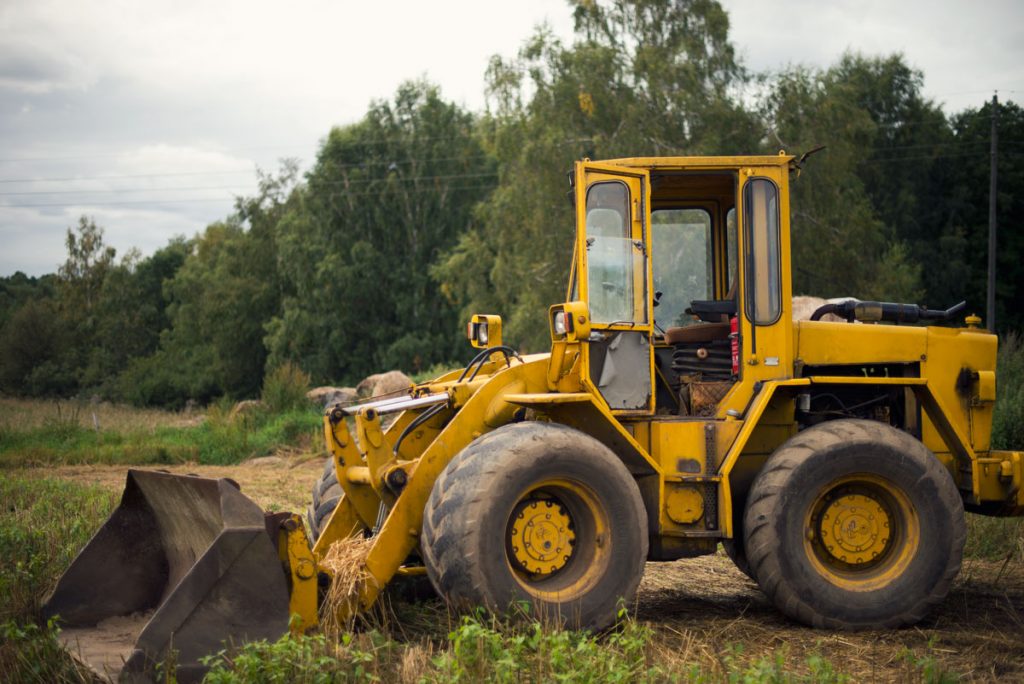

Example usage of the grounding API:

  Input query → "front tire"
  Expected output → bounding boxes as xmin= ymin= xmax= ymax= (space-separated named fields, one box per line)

xmin=421 ymin=422 xmax=648 ymax=630
xmin=307 ymin=457 xmax=342 ymax=541
xmin=743 ymin=419 xmax=965 ymax=629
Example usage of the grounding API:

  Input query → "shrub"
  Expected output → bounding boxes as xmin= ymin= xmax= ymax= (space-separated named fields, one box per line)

xmin=262 ymin=362 xmax=311 ymax=413
xmin=993 ymin=332 xmax=1024 ymax=451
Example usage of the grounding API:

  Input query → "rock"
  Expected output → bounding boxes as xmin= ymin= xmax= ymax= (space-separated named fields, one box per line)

xmin=356 ymin=371 xmax=413 ymax=399
xmin=307 ymin=386 xmax=358 ymax=408
xmin=229 ymin=399 xmax=263 ymax=420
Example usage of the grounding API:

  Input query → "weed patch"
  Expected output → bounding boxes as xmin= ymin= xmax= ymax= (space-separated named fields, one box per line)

xmin=0 ymin=476 xmax=116 ymax=683
xmin=0 ymin=476 xmax=117 ymax=622
xmin=0 ymin=619 xmax=94 ymax=684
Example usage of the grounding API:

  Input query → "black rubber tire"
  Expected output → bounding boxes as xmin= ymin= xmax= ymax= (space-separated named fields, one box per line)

xmin=307 ymin=458 xmax=343 ymax=541
xmin=421 ymin=422 xmax=648 ymax=630
xmin=722 ymin=538 xmax=755 ymax=581
xmin=743 ymin=419 xmax=966 ymax=630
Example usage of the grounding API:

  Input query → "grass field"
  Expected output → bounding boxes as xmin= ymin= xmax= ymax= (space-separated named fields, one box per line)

xmin=0 ymin=397 xmax=322 ymax=466
xmin=1 ymin=396 xmax=1023 ymax=682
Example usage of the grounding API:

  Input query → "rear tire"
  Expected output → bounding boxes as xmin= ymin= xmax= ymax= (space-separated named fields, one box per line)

xmin=722 ymin=537 xmax=754 ymax=581
xmin=743 ymin=419 xmax=965 ymax=629
xmin=421 ymin=422 xmax=648 ymax=630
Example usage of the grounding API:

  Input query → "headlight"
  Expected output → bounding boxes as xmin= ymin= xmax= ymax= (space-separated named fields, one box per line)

xmin=466 ymin=314 xmax=503 ymax=349
xmin=553 ymin=311 xmax=568 ymax=336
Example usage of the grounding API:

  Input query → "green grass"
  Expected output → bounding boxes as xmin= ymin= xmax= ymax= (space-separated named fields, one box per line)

xmin=0 ymin=476 xmax=117 ymax=622
xmin=199 ymin=614 xmax=866 ymax=684
xmin=0 ymin=401 xmax=321 ymax=467
xmin=0 ymin=476 xmax=117 ymax=683
xmin=965 ymin=514 xmax=1024 ymax=560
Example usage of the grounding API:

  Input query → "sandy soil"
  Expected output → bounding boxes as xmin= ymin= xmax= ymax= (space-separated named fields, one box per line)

xmin=34 ymin=460 xmax=1024 ymax=682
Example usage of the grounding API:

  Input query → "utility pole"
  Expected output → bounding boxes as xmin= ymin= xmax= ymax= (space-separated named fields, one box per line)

xmin=987 ymin=92 xmax=998 ymax=331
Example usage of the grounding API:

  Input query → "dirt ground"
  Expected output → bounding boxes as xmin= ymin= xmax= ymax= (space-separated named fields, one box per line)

xmin=28 ymin=460 xmax=1024 ymax=682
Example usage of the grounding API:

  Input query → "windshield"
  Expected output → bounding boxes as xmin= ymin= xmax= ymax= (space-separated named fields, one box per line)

xmin=650 ymin=208 xmax=713 ymax=329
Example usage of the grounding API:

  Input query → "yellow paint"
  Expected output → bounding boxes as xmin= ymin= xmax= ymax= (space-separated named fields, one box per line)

xmin=802 ymin=474 xmax=920 ymax=592
xmin=322 ymin=415 xmax=382 ymax=529
xmin=356 ymin=408 xmax=395 ymax=498
xmin=277 ymin=514 xmax=319 ymax=633
xmin=508 ymin=496 xmax=576 ymax=576
xmin=468 ymin=313 xmax=503 ymax=349
xmin=503 ymin=478 xmax=610 ymax=602
xmin=666 ymin=486 xmax=705 ymax=524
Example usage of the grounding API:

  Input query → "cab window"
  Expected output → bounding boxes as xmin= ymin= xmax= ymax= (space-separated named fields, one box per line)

xmin=586 ymin=181 xmax=642 ymax=324
xmin=743 ymin=179 xmax=781 ymax=325
xmin=650 ymin=208 xmax=712 ymax=329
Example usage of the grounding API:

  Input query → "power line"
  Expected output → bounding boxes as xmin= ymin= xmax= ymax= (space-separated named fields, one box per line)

xmin=0 ymin=136 xmax=482 ymax=164
xmin=0 ymin=169 xmax=256 ymax=184
xmin=0 ymin=153 xmax=494 ymax=184
xmin=862 ymin=150 xmax=991 ymax=164
xmin=0 ymin=183 xmax=498 ymax=209
xmin=0 ymin=171 xmax=499 ymax=198
xmin=0 ymin=184 xmax=252 ymax=197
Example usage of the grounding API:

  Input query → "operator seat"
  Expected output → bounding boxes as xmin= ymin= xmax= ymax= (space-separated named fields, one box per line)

xmin=663 ymin=299 xmax=736 ymax=344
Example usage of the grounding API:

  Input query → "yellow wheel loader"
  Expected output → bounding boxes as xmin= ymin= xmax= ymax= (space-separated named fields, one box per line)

xmin=45 ymin=154 xmax=1024 ymax=680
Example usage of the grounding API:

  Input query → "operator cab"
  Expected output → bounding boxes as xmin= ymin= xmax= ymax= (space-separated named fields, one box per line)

xmin=559 ymin=156 xmax=792 ymax=420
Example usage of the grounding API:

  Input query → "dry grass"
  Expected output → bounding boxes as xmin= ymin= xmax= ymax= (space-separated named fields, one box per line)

xmin=637 ymin=552 xmax=1024 ymax=681
xmin=8 ymin=458 xmax=326 ymax=513
xmin=0 ymin=396 xmax=201 ymax=432
xmin=318 ymin=535 xmax=375 ymax=638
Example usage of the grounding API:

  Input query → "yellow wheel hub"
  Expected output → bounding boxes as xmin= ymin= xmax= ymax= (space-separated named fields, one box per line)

xmin=818 ymin=493 xmax=891 ymax=566
xmin=508 ymin=498 xmax=576 ymax=576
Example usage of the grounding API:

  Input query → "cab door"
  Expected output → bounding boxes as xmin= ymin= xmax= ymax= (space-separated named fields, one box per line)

xmin=574 ymin=161 xmax=654 ymax=414
xmin=726 ymin=164 xmax=794 ymax=415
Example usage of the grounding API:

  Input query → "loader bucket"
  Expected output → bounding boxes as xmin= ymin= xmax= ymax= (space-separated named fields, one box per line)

xmin=42 ymin=469 xmax=292 ymax=683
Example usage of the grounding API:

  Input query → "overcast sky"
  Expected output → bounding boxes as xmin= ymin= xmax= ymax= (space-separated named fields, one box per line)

xmin=2 ymin=0 xmax=1022 ymax=277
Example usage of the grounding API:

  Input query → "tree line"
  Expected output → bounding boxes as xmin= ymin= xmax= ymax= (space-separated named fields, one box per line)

xmin=1 ymin=0 xmax=1021 ymax=407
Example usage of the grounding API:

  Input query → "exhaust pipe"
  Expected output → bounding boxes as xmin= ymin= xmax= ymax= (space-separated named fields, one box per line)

xmin=42 ymin=470 xmax=292 ymax=682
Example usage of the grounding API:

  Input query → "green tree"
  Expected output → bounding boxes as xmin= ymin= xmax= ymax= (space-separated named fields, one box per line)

xmin=0 ymin=298 xmax=74 ymax=395
xmin=936 ymin=100 xmax=1024 ymax=332
xmin=84 ymin=238 xmax=191 ymax=392
xmin=58 ymin=216 xmax=117 ymax=316
xmin=760 ymin=56 xmax=925 ymax=301
xmin=122 ymin=166 xmax=296 ymax=406
xmin=0 ymin=271 xmax=56 ymax=328
xmin=0 ymin=216 xmax=120 ymax=395
xmin=267 ymin=81 xmax=493 ymax=383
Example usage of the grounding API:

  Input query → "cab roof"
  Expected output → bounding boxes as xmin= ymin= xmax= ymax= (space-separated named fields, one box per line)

xmin=596 ymin=154 xmax=796 ymax=171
